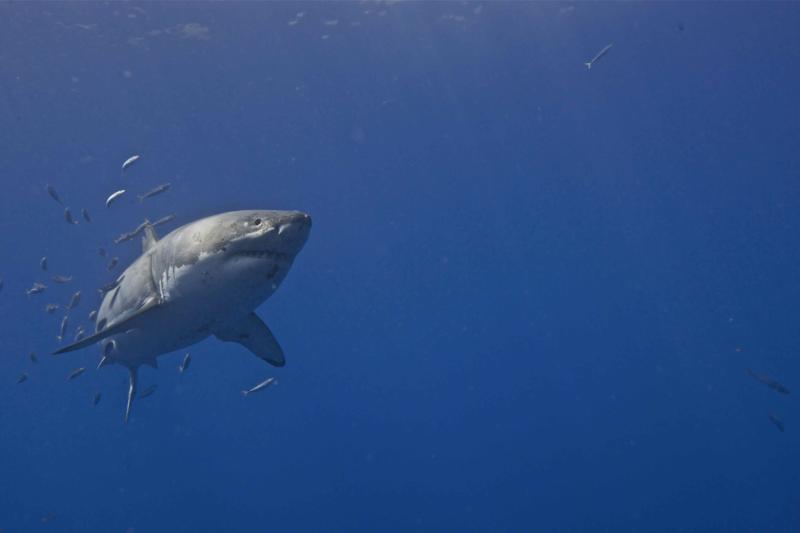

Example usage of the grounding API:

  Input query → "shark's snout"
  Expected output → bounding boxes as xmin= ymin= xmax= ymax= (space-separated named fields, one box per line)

xmin=257 ymin=210 xmax=311 ymax=257
xmin=276 ymin=211 xmax=311 ymax=238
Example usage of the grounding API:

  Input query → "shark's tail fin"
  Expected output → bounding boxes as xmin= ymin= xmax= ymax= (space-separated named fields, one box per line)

xmin=585 ymin=62 xmax=592 ymax=70
xmin=241 ymin=390 xmax=249 ymax=397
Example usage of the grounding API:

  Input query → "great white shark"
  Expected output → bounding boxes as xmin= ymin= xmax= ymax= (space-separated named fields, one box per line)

xmin=54 ymin=209 xmax=312 ymax=422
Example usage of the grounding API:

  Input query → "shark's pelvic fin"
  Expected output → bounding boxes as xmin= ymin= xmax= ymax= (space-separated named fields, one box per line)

xmin=97 ymin=355 xmax=112 ymax=369
xmin=214 ymin=312 xmax=286 ymax=367
xmin=125 ymin=366 xmax=138 ymax=424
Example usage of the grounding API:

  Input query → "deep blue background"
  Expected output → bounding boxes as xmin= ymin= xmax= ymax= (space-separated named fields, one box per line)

xmin=1 ymin=3 xmax=799 ymax=532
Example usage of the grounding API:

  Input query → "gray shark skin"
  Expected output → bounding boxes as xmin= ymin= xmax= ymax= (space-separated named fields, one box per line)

xmin=54 ymin=209 xmax=311 ymax=423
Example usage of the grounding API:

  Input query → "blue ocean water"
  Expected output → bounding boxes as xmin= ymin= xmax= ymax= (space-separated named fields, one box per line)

xmin=1 ymin=3 xmax=799 ymax=531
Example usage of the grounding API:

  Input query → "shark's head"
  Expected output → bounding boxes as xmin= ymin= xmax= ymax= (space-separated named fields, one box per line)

xmin=218 ymin=210 xmax=312 ymax=260
xmin=150 ymin=209 xmax=312 ymax=312
xmin=192 ymin=209 xmax=312 ymax=310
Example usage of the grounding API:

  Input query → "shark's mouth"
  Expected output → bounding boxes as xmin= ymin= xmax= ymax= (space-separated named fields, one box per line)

xmin=235 ymin=249 xmax=292 ymax=262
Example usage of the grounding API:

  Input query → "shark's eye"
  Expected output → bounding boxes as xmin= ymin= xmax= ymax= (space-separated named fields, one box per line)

xmin=253 ymin=218 xmax=262 ymax=226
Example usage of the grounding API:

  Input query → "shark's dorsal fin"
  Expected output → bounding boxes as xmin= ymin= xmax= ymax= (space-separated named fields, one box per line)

xmin=52 ymin=296 xmax=162 ymax=355
xmin=214 ymin=312 xmax=285 ymax=367
xmin=142 ymin=223 xmax=158 ymax=253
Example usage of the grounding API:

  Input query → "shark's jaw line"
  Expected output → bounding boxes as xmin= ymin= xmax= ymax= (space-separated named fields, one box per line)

xmin=232 ymin=249 xmax=293 ymax=262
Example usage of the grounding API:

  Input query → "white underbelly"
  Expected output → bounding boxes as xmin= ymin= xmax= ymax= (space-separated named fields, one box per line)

xmin=103 ymin=253 xmax=291 ymax=367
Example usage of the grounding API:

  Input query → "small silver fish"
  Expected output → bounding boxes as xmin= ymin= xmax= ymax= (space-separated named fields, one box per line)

xmin=139 ymin=385 xmax=157 ymax=398
xmin=67 ymin=367 xmax=86 ymax=381
xmin=133 ymin=220 xmax=151 ymax=233
xmin=106 ymin=257 xmax=119 ymax=271
xmin=92 ymin=392 xmax=102 ymax=406
xmin=152 ymin=213 xmax=176 ymax=227
xmin=52 ymin=274 xmax=73 ymax=284
xmin=106 ymin=189 xmax=126 ymax=208
xmin=179 ymin=352 xmax=191 ymax=373
xmin=40 ymin=256 xmax=48 ymax=270
xmin=88 ymin=309 xmax=97 ymax=322
xmin=73 ymin=324 xmax=86 ymax=342
xmin=585 ymin=43 xmax=613 ymax=70
xmin=98 ymin=247 xmax=107 ymax=257
xmin=46 ymin=184 xmax=64 ymax=205
xmin=45 ymin=303 xmax=59 ymax=314
xmin=114 ymin=231 xmax=137 ymax=244
xmin=241 ymin=376 xmax=277 ymax=396
xmin=122 ymin=154 xmax=141 ymax=171
xmin=64 ymin=207 xmax=79 ymax=225
xmin=58 ymin=315 xmax=69 ymax=342
xmin=17 ymin=373 xmax=28 ymax=384
xmin=138 ymin=182 xmax=171 ymax=202
xmin=769 ymin=413 xmax=785 ymax=433
xmin=747 ymin=368 xmax=790 ymax=395
xmin=98 ymin=276 xmax=123 ymax=295
xmin=82 ymin=208 xmax=92 ymax=222
xmin=29 ymin=351 xmax=38 ymax=364
xmin=66 ymin=290 xmax=81 ymax=310
xmin=27 ymin=282 xmax=46 ymax=295
xmin=115 ymin=220 xmax=152 ymax=245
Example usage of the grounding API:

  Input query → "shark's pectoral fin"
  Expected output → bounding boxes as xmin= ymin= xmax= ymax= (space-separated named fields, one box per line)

xmin=52 ymin=296 xmax=162 ymax=355
xmin=214 ymin=312 xmax=286 ymax=367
